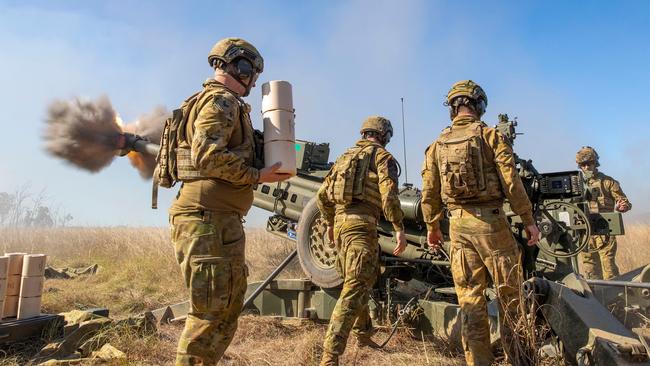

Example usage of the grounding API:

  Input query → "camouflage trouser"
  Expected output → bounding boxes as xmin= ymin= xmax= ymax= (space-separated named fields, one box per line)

xmin=448 ymin=208 xmax=524 ymax=366
xmin=321 ymin=218 xmax=378 ymax=364
xmin=580 ymin=236 xmax=619 ymax=280
xmin=170 ymin=211 xmax=248 ymax=366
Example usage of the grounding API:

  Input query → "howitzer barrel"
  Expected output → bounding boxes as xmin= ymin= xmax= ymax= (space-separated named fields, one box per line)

xmin=120 ymin=133 xmax=160 ymax=156
xmin=398 ymin=187 xmax=424 ymax=222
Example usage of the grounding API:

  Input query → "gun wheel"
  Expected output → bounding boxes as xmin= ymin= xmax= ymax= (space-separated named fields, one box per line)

xmin=296 ymin=197 xmax=343 ymax=288
xmin=308 ymin=216 xmax=337 ymax=269
xmin=535 ymin=201 xmax=591 ymax=258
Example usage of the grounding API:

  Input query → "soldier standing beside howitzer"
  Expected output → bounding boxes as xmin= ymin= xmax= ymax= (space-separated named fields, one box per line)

xmin=166 ymin=38 xmax=288 ymax=365
xmin=421 ymin=80 xmax=541 ymax=366
xmin=316 ymin=116 xmax=407 ymax=366
xmin=576 ymin=146 xmax=632 ymax=280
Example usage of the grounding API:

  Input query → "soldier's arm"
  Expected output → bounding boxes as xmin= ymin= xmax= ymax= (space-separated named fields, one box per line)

xmin=191 ymin=93 xmax=259 ymax=185
xmin=606 ymin=177 xmax=632 ymax=211
xmin=486 ymin=129 xmax=535 ymax=226
xmin=375 ymin=149 xmax=404 ymax=232
xmin=420 ymin=143 xmax=444 ymax=231
xmin=316 ymin=174 xmax=336 ymax=227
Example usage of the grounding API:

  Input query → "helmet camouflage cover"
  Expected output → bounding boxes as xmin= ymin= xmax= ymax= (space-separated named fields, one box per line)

xmin=360 ymin=115 xmax=393 ymax=141
xmin=446 ymin=80 xmax=488 ymax=106
xmin=576 ymin=146 xmax=600 ymax=167
xmin=208 ymin=37 xmax=264 ymax=73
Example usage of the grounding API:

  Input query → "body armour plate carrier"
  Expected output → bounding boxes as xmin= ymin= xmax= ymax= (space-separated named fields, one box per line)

xmin=326 ymin=144 xmax=382 ymax=209
xmin=436 ymin=122 xmax=501 ymax=204
xmin=152 ymin=86 xmax=263 ymax=208
xmin=586 ymin=175 xmax=615 ymax=213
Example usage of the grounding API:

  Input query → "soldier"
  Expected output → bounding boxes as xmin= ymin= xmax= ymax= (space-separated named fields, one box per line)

xmin=576 ymin=146 xmax=632 ymax=280
xmin=421 ymin=80 xmax=540 ymax=366
xmin=168 ymin=38 xmax=288 ymax=365
xmin=317 ymin=116 xmax=406 ymax=366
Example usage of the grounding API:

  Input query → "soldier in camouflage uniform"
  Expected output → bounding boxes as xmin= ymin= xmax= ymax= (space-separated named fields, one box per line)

xmin=168 ymin=38 xmax=288 ymax=366
xmin=317 ymin=116 xmax=406 ymax=366
xmin=421 ymin=80 xmax=540 ymax=366
xmin=576 ymin=146 xmax=632 ymax=280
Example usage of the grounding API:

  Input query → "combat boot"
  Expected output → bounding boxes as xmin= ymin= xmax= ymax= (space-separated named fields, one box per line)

xmin=355 ymin=336 xmax=381 ymax=349
xmin=319 ymin=351 xmax=339 ymax=366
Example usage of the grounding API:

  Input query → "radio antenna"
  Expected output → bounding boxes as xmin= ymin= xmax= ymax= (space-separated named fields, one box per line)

xmin=400 ymin=97 xmax=409 ymax=185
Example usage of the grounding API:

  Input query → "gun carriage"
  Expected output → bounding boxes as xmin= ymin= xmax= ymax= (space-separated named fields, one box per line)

xmin=244 ymin=115 xmax=647 ymax=365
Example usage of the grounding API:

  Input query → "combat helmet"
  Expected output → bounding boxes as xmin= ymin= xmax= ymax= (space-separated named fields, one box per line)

xmin=208 ymin=37 xmax=264 ymax=73
xmin=360 ymin=116 xmax=393 ymax=144
xmin=576 ymin=146 xmax=600 ymax=167
xmin=445 ymin=80 xmax=488 ymax=116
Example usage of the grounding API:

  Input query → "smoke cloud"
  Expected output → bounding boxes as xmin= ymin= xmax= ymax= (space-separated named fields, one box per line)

xmin=122 ymin=106 xmax=169 ymax=179
xmin=44 ymin=96 xmax=168 ymax=179
xmin=44 ymin=96 xmax=121 ymax=172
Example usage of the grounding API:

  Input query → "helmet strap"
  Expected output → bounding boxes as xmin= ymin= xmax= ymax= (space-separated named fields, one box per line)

xmin=214 ymin=69 xmax=246 ymax=96
xmin=227 ymin=59 xmax=257 ymax=97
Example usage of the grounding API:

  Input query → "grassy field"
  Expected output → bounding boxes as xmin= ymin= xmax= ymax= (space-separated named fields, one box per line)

xmin=0 ymin=227 xmax=463 ymax=365
xmin=0 ymin=223 xmax=648 ymax=365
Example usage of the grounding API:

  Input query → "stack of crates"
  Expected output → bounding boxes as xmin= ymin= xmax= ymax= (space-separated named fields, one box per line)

xmin=1 ymin=253 xmax=46 ymax=321
xmin=3 ymin=253 xmax=26 ymax=318
xmin=18 ymin=254 xmax=46 ymax=319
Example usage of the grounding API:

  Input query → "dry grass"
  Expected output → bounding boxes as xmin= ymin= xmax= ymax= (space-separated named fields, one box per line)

xmin=1 ymin=227 xmax=185 ymax=316
xmin=1 ymin=223 xmax=647 ymax=365
xmin=616 ymin=223 xmax=650 ymax=273
xmin=0 ymin=227 xmax=462 ymax=365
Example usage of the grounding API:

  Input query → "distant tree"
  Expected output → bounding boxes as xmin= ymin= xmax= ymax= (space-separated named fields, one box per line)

xmin=33 ymin=206 xmax=54 ymax=227
xmin=0 ymin=192 xmax=12 ymax=225
xmin=0 ymin=185 xmax=72 ymax=227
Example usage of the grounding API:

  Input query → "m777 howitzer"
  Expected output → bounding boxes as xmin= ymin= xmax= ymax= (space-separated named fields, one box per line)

xmin=110 ymin=117 xmax=650 ymax=365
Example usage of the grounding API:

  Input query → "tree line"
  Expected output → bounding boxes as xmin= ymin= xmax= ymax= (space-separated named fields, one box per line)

xmin=0 ymin=184 xmax=73 ymax=227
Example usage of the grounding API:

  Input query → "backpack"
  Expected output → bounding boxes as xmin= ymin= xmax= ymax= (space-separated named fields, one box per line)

xmin=151 ymin=91 xmax=202 ymax=209
xmin=327 ymin=144 xmax=378 ymax=205
xmin=436 ymin=123 xmax=486 ymax=200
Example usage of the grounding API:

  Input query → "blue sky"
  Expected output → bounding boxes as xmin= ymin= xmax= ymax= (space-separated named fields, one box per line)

xmin=0 ymin=0 xmax=648 ymax=226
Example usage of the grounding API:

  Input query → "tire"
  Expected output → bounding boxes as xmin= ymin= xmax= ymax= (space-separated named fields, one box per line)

xmin=296 ymin=197 xmax=343 ymax=288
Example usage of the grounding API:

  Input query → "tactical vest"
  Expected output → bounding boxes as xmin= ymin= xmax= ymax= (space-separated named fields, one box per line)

xmin=436 ymin=122 xmax=501 ymax=204
xmin=586 ymin=173 xmax=615 ymax=212
xmin=326 ymin=144 xmax=382 ymax=209
xmin=152 ymin=83 xmax=262 ymax=208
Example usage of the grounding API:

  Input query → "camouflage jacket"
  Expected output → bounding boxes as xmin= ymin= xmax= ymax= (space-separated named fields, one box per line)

xmin=317 ymin=139 xmax=405 ymax=231
xmin=585 ymin=171 xmax=631 ymax=213
xmin=169 ymin=79 xmax=259 ymax=216
xmin=421 ymin=115 xmax=534 ymax=231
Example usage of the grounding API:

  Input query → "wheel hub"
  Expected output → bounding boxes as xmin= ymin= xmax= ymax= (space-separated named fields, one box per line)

xmin=308 ymin=217 xmax=338 ymax=269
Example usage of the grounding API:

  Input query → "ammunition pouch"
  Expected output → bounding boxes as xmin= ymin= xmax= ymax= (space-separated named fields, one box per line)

xmin=175 ymin=147 xmax=202 ymax=180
